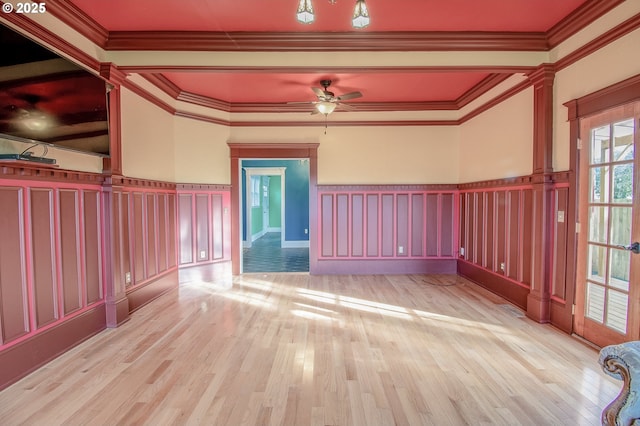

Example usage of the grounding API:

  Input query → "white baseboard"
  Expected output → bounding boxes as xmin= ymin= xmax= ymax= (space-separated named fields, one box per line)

xmin=282 ymin=240 xmax=310 ymax=248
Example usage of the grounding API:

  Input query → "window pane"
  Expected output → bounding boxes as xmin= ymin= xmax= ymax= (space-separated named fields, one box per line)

xmin=589 ymin=166 xmax=609 ymax=203
xmin=613 ymin=119 xmax=634 ymax=162
xmin=588 ymin=206 xmax=608 ymax=244
xmin=586 ymin=282 xmax=605 ymax=323
xmin=610 ymin=207 xmax=632 ymax=246
xmin=606 ymin=289 xmax=628 ymax=333
xmin=612 ymin=163 xmax=633 ymax=203
xmin=591 ymin=125 xmax=610 ymax=164
xmin=588 ymin=244 xmax=607 ymax=283
xmin=609 ymin=248 xmax=630 ymax=291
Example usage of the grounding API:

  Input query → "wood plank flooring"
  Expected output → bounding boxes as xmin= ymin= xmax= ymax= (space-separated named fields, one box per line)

xmin=0 ymin=274 xmax=620 ymax=425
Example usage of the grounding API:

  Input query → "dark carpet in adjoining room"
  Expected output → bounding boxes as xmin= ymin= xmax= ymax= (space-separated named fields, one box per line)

xmin=243 ymin=232 xmax=309 ymax=272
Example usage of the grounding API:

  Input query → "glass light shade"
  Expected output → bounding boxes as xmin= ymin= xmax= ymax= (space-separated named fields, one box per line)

xmin=352 ymin=0 xmax=370 ymax=28
xmin=296 ymin=0 xmax=315 ymax=24
xmin=316 ymin=101 xmax=337 ymax=115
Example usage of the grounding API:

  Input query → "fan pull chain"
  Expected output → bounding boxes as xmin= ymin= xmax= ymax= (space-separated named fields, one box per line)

xmin=324 ymin=114 xmax=328 ymax=134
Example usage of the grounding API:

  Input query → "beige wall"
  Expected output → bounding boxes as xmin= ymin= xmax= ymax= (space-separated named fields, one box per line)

xmin=120 ymin=88 xmax=176 ymax=181
xmin=229 ymin=125 xmax=459 ymax=184
xmin=173 ymin=117 xmax=230 ymax=184
xmin=458 ymin=88 xmax=534 ymax=183
xmin=553 ymin=27 xmax=640 ymax=172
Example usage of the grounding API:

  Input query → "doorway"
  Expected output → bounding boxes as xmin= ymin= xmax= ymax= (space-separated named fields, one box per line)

xmin=242 ymin=161 xmax=309 ymax=273
xmin=574 ymin=101 xmax=640 ymax=347
xmin=228 ymin=143 xmax=319 ymax=276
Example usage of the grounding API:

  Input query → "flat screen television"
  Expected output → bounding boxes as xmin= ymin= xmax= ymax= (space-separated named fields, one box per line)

xmin=0 ymin=23 xmax=109 ymax=157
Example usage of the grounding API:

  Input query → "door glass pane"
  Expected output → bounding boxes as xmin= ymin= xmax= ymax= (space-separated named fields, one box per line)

xmin=606 ymin=289 xmax=628 ymax=333
xmin=610 ymin=207 xmax=632 ymax=246
xmin=588 ymin=206 xmax=608 ymax=243
xmin=609 ymin=248 xmax=630 ymax=291
xmin=591 ymin=125 xmax=610 ymax=164
xmin=588 ymin=244 xmax=607 ymax=283
xmin=586 ymin=282 xmax=605 ymax=323
xmin=613 ymin=119 xmax=634 ymax=161
xmin=612 ymin=163 xmax=633 ymax=203
xmin=589 ymin=166 xmax=609 ymax=203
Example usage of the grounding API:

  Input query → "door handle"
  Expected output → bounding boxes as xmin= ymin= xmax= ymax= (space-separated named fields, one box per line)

xmin=617 ymin=242 xmax=640 ymax=254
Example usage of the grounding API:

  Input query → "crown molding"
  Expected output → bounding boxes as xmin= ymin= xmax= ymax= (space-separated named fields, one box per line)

xmin=546 ymin=0 xmax=625 ymax=48
xmin=42 ymin=0 xmax=109 ymax=47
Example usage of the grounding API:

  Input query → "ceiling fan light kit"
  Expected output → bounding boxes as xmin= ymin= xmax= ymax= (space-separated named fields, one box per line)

xmin=296 ymin=0 xmax=370 ymax=28
xmin=316 ymin=101 xmax=337 ymax=115
xmin=296 ymin=0 xmax=315 ymax=24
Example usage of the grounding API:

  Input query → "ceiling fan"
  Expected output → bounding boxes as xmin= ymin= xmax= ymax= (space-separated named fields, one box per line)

xmin=290 ymin=79 xmax=363 ymax=115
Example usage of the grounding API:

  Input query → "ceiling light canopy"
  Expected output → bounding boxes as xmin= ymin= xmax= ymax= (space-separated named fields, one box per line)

xmin=296 ymin=0 xmax=315 ymax=24
xmin=296 ymin=0 xmax=370 ymax=29
xmin=316 ymin=101 xmax=337 ymax=115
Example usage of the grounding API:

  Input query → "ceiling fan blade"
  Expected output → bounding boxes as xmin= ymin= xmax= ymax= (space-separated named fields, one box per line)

xmin=311 ymin=87 xmax=324 ymax=98
xmin=337 ymin=91 xmax=362 ymax=101
xmin=337 ymin=102 xmax=356 ymax=111
xmin=286 ymin=101 xmax=315 ymax=105
xmin=310 ymin=109 xmax=320 ymax=115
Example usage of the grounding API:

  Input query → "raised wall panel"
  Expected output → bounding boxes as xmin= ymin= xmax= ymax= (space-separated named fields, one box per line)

xmin=30 ymin=189 xmax=57 ymax=328
xmin=366 ymin=195 xmax=379 ymax=257
xmin=212 ymin=195 xmax=224 ymax=260
xmin=132 ymin=193 xmax=145 ymax=283
xmin=59 ymin=189 xmax=81 ymax=314
xmin=120 ymin=192 xmax=132 ymax=286
xmin=475 ymin=193 xmax=484 ymax=265
xmin=336 ymin=194 xmax=349 ymax=257
xmin=441 ymin=194 xmax=455 ymax=257
xmin=553 ymin=188 xmax=569 ymax=300
xmin=459 ymin=194 xmax=466 ymax=259
xmin=157 ymin=194 xmax=168 ymax=273
xmin=83 ymin=190 xmax=102 ymax=304
xmin=396 ymin=194 xmax=409 ymax=257
xmin=485 ymin=192 xmax=495 ymax=269
xmin=146 ymin=194 xmax=157 ymax=277
xmin=196 ymin=194 xmax=209 ymax=262
xmin=351 ymin=194 xmax=364 ymax=257
xmin=381 ymin=194 xmax=394 ymax=257
xmin=0 ymin=188 xmax=28 ymax=344
xmin=496 ymin=191 xmax=507 ymax=274
xmin=521 ymin=190 xmax=533 ymax=286
xmin=167 ymin=194 xmax=177 ymax=268
xmin=411 ymin=194 xmax=424 ymax=257
xmin=321 ymin=194 xmax=333 ymax=257
xmin=178 ymin=194 xmax=193 ymax=265
xmin=508 ymin=191 xmax=521 ymax=280
xmin=466 ymin=193 xmax=475 ymax=262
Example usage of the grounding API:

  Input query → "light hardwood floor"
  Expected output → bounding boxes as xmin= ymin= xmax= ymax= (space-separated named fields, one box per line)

xmin=0 ymin=274 xmax=620 ymax=425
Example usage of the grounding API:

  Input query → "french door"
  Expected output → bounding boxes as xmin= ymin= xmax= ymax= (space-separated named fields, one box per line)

xmin=575 ymin=101 xmax=640 ymax=347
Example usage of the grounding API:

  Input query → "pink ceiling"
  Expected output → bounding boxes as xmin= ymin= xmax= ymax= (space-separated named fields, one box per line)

xmin=63 ymin=0 xmax=591 ymax=109
xmin=69 ymin=0 xmax=586 ymax=33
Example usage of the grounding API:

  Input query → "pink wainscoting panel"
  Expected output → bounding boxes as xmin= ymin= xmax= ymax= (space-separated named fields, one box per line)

xmin=336 ymin=194 xmax=349 ymax=257
xmin=30 ymin=189 xmax=58 ymax=329
xmin=119 ymin=191 xmax=132 ymax=287
xmin=0 ymin=187 xmax=28 ymax=344
xmin=351 ymin=194 xmax=364 ymax=257
xmin=212 ymin=194 xmax=224 ymax=260
xmin=178 ymin=193 xmax=193 ymax=265
xmin=366 ymin=194 xmax=379 ymax=257
xmin=396 ymin=194 xmax=409 ymax=257
xmin=508 ymin=190 xmax=521 ymax=281
xmin=475 ymin=193 xmax=484 ymax=265
xmin=318 ymin=186 xmax=459 ymax=273
xmin=196 ymin=194 xmax=209 ymax=262
xmin=157 ymin=193 xmax=168 ymax=273
xmin=381 ymin=194 xmax=394 ymax=257
xmin=59 ymin=189 xmax=82 ymax=315
xmin=83 ymin=190 xmax=102 ymax=305
xmin=132 ymin=193 xmax=146 ymax=284
xmin=426 ymin=194 xmax=439 ymax=257
xmin=522 ymin=190 xmax=533 ymax=286
xmin=411 ymin=194 xmax=424 ymax=257
xmin=552 ymin=187 xmax=569 ymax=301
xmin=146 ymin=193 xmax=158 ymax=278
xmin=495 ymin=191 xmax=507 ymax=274
xmin=167 ymin=193 xmax=178 ymax=268
xmin=321 ymin=194 xmax=333 ymax=257
xmin=485 ymin=192 xmax=495 ymax=269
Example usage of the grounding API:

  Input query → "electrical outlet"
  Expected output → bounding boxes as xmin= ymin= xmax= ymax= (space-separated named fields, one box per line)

xmin=500 ymin=262 xmax=505 ymax=272
xmin=398 ymin=246 xmax=404 ymax=254
xmin=557 ymin=210 xmax=565 ymax=223
xmin=460 ymin=247 xmax=465 ymax=256
xmin=200 ymin=250 xmax=206 ymax=259
xmin=125 ymin=272 xmax=131 ymax=284
xmin=304 ymin=228 xmax=308 ymax=234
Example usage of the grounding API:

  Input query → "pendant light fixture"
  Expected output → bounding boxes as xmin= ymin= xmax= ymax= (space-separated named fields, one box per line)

xmin=296 ymin=0 xmax=315 ymax=24
xmin=352 ymin=0 xmax=370 ymax=28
